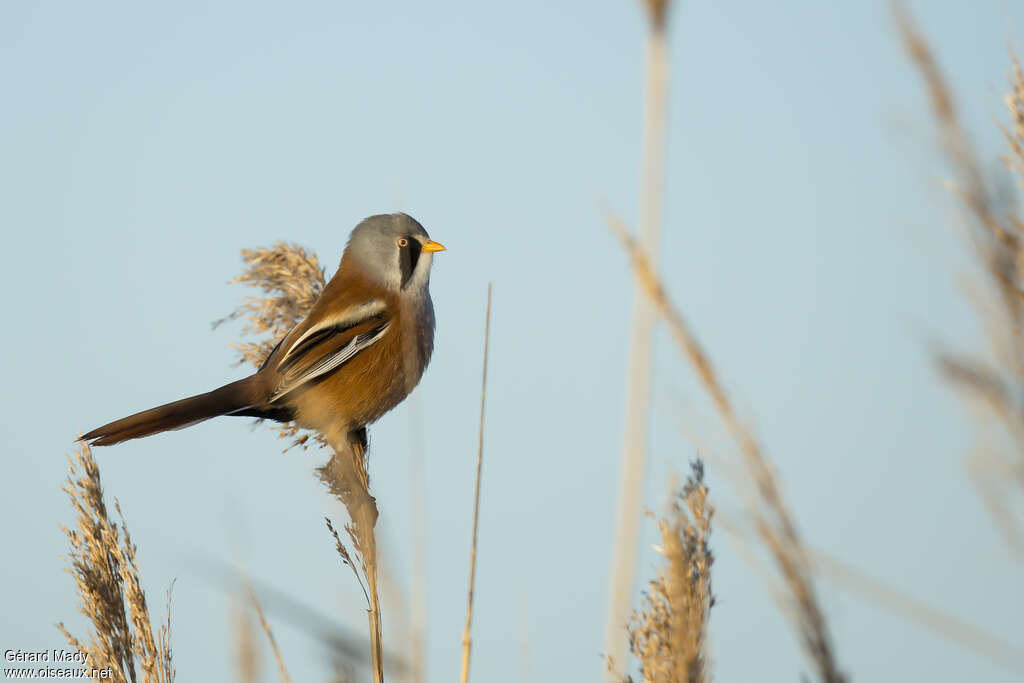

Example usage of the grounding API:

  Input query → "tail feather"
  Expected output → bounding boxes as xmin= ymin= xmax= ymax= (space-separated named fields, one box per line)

xmin=82 ymin=377 xmax=258 ymax=447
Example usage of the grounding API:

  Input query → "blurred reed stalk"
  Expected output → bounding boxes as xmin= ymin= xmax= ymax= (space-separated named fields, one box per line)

xmin=460 ymin=283 xmax=493 ymax=683
xmin=608 ymin=214 xmax=847 ymax=683
xmin=232 ymin=597 xmax=262 ymax=683
xmin=711 ymin=504 xmax=1024 ymax=671
xmin=211 ymin=559 xmax=399 ymax=674
xmin=60 ymin=441 xmax=175 ymax=683
xmin=807 ymin=543 xmax=1024 ymax=669
xmin=605 ymin=0 xmax=672 ymax=675
xmin=625 ymin=460 xmax=715 ymax=683
xmin=243 ymin=580 xmax=292 ymax=683
xmin=667 ymin=409 xmax=1024 ymax=672
xmin=896 ymin=4 xmax=1024 ymax=552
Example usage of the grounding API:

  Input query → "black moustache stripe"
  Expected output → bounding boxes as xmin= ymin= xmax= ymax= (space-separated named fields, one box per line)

xmin=400 ymin=238 xmax=422 ymax=289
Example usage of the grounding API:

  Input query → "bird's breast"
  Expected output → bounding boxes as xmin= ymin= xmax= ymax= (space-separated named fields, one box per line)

xmin=400 ymin=294 xmax=435 ymax=393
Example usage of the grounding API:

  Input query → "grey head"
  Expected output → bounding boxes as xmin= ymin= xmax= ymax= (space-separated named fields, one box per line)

xmin=343 ymin=213 xmax=445 ymax=293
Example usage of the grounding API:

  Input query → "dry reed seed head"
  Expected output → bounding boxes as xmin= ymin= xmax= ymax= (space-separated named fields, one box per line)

xmin=317 ymin=437 xmax=378 ymax=529
xmin=216 ymin=242 xmax=330 ymax=450
xmin=318 ymin=441 xmax=384 ymax=683
xmin=325 ymin=517 xmax=371 ymax=608
xmin=61 ymin=442 xmax=175 ymax=682
xmin=627 ymin=461 xmax=714 ymax=683
xmin=216 ymin=242 xmax=327 ymax=369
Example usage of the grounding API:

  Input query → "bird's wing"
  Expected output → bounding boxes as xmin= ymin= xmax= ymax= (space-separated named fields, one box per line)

xmin=268 ymin=300 xmax=391 ymax=403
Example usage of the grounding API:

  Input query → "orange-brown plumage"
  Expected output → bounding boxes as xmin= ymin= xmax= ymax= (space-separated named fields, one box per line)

xmin=275 ymin=261 xmax=433 ymax=448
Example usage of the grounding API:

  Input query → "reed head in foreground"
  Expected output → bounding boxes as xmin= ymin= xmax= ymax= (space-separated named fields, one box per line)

xmin=623 ymin=460 xmax=714 ymax=683
xmin=60 ymin=441 xmax=175 ymax=683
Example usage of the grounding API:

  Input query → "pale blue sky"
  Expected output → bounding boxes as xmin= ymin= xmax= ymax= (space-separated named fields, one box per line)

xmin=2 ymin=1 xmax=1022 ymax=681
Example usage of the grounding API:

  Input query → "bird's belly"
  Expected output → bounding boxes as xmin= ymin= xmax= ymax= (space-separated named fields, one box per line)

xmin=286 ymin=328 xmax=423 ymax=441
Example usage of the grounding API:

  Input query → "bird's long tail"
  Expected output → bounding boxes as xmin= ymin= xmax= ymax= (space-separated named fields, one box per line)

xmin=82 ymin=376 xmax=259 ymax=447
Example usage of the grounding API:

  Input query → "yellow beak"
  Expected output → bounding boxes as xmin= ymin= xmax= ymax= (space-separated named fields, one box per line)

xmin=422 ymin=240 xmax=446 ymax=253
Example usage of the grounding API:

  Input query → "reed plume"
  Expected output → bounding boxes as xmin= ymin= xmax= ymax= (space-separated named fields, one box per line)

xmin=215 ymin=242 xmax=328 ymax=450
xmin=626 ymin=460 xmax=714 ymax=683
xmin=59 ymin=441 xmax=175 ymax=683
xmin=215 ymin=242 xmax=327 ymax=369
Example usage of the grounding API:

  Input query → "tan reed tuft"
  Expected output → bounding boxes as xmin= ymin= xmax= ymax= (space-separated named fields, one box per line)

xmin=59 ymin=441 xmax=175 ymax=683
xmin=215 ymin=242 xmax=329 ymax=451
xmin=216 ymin=242 xmax=327 ymax=369
xmin=319 ymin=439 xmax=385 ymax=683
xmin=626 ymin=460 xmax=714 ymax=683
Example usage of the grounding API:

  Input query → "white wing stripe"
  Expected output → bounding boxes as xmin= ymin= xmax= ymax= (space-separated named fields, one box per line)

xmin=283 ymin=299 xmax=387 ymax=360
xmin=270 ymin=321 xmax=391 ymax=403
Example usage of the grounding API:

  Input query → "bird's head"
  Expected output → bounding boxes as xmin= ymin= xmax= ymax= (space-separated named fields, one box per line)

xmin=343 ymin=213 xmax=446 ymax=293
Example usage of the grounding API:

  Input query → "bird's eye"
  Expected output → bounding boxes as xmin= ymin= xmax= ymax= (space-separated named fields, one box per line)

xmin=397 ymin=237 xmax=409 ymax=247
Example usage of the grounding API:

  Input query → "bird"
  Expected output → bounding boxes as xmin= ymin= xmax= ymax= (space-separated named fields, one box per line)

xmin=82 ymin=212 xmax=445 ymax=455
